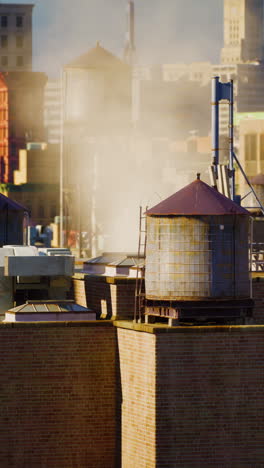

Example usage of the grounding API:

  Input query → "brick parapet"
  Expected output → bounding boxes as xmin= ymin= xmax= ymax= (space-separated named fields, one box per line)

xmin=0 ymin=321 xmax=118 ymax=468
xmin=155 ymin=330 xmax=264 ymax=467
xmin=117 ymin=327 xmax=156 ymax=467
xmin=114 ymin=320 xmax=264 ymax=334
xmin=115 ymin=321 xmax=264 ymax=467
xmin=3 ymin=317 xmax=264 ymax=467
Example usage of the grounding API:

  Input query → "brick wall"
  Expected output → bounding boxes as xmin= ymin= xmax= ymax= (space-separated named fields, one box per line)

xmin=117 ymin=326 xmax=156 ymax=467
xmin=156 ymin=327 xmax=264 ymax=467
xmin=110 ymin=281 xmax=135 ymax=320
xmin=252 ymin=277 xmax=264 ymax=323
xmin=116 ymin=322 xmax=264 ymax=468
xmin=3 ymin=317 xmax=264 ymax=467
xmin=0 ymin=321 xmax=118 ymax=468
xmin=72 ymin=276 xmax=112 ymax=314
xmin=72 ymin=275 xmax=136 ymax=320
xmin=73 ymin=275 xmax=264 ymax=323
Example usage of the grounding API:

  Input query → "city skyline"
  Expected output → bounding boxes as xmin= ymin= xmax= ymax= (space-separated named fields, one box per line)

xmin=6 ymin=0 xmax=223 ymax=76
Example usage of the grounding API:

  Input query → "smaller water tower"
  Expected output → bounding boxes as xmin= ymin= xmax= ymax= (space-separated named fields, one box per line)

xmin=145 ymin=176 xmax=253 ymax=324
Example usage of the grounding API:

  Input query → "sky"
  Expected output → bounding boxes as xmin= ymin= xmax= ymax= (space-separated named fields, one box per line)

xmin=6 ymin=0 xmax=223 ymax=75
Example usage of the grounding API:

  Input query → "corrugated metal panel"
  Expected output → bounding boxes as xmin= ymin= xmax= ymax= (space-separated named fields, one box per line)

xmin=147 ymin=179 xmax=249 ymax=216
xmin=145 ymin=215 xmax=250 ymax=301
xmin=9 ymin=301 xmax=92 ymax=313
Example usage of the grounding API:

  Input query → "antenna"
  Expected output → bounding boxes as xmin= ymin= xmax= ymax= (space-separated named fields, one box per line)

xmin=124 ymin=0 xmax=136 ymax=65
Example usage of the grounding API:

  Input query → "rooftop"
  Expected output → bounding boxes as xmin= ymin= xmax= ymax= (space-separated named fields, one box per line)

xmin=147 ymin=178 xmax=250 ymax=216
xmin=0 ymin=4 xmax=34 ymax=9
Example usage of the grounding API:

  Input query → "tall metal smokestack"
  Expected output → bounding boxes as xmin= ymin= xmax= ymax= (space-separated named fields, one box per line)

xmin=124 ymin=0 xmax=136 ymax=65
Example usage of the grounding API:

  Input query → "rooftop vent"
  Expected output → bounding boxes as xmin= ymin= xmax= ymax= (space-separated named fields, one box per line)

xmin=4 ymin=300 xmax=96 ymax=322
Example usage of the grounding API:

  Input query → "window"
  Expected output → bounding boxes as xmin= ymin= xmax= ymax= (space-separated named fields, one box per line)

xmin=16 ymin=56 xmax=23 ymax=67
xmin=1 ymin=56 xmax=8 ymax=66
xmin=16 ymin=16 xmax=23 ymax=28
xmin=245 ymin=134 xmax=257 ymax=161
xmin=1 ymin=35 xmax=8 ymax=48
xmin=16 ymin=36 xmax=23 ymax=48
xmin=1 ymin=16 xmax=8 ymax=28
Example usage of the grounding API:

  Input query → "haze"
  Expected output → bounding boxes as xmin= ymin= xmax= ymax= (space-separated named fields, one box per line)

xmin=6 ymin=0 xmax=222 ymax=75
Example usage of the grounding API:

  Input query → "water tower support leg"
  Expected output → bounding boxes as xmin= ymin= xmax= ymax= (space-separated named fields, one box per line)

xmin=168 ymin=318 xmax=179 ymax=327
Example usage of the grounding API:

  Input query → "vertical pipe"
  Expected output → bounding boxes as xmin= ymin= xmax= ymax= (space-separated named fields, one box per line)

xmin=229 ymin=80 xmax=235 ymax=200
xmin=135 ymin=206 xmax=142 ymax=323
xmin=211 ymin=77 xmax=219 ymax=169
xmin=129 ymin=0 xmax=135 ymax=52
xmin=91 ymin=148 xmax=97 ymax=257
xmin=78 ymin=184 xmax=81 ymax=259
xmin=124 ymin=0 xmax=135 ymax=65
xmin=23 ymin=211 xmax=29 ymax=245
xmin=59 ymin=69 xmax=64 ymax=247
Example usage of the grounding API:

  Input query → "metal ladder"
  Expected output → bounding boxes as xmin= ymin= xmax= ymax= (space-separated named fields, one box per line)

xmin=134 ymin=206 xmax=147 ymax=323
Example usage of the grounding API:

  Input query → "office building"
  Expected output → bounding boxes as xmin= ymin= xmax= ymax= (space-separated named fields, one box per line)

xmin=0 ymin=72 xmax=47 ymax=183
xmin=236 ymin=116 xmax=264 ymax=199
xmin=0 ymin=3 xmax=33 ymax=71
xmin=221 ymin=0 xmax=264 ymax=64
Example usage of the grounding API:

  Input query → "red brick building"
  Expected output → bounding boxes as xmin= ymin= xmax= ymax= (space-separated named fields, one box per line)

xmin=0 ymin=71 xmax=47 ymax=183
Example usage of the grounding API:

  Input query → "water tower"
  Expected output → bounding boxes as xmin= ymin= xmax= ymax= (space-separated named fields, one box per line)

xmin=144 ymin=176 xmax=253 ymax=324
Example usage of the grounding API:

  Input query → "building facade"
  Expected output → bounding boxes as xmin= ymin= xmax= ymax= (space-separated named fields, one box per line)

xmin=221 ymin=0 xmax=264 ymax=64
xmin=1 ymin=143 xmax=60 ymax=226
xmin=0 ymin=3 xmax=33 ymax=72
xmin=44 ymin=79 xmax=62 ymax=145
xmin=0 ymin=72 xmax=47 ymax=183
xmin=237 ymin=117 xmax=264 ymax=197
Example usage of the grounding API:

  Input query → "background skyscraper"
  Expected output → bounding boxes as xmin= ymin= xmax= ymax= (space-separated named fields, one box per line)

xmin=221 ymin=0 xmax=264 ymax=64
xmin=0 ymin=3 xmax=33 ymax=71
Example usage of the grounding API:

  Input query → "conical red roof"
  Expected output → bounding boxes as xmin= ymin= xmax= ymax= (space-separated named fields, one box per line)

xmin=147 ymin=179 xmax=249 ymax=216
